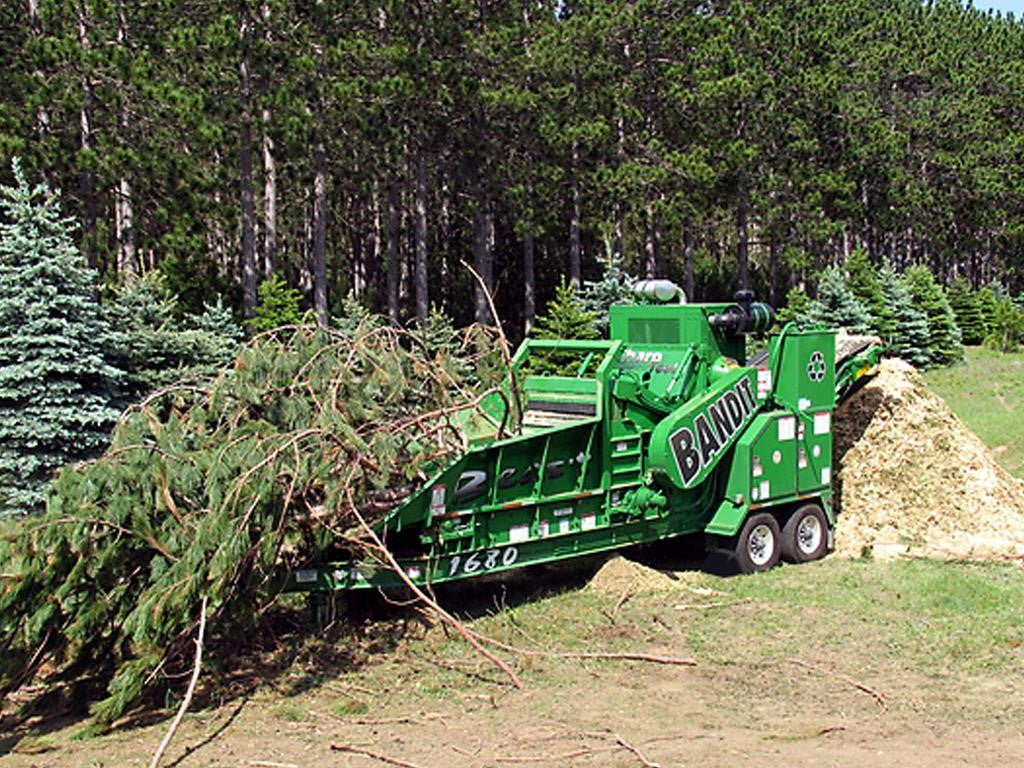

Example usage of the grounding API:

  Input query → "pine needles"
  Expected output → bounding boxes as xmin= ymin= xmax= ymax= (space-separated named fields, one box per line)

xmin=0 ymin=317 xmax=506 ymax=724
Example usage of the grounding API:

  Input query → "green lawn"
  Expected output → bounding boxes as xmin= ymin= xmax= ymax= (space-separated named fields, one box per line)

xmin=926 ymin=346 xmax=1024 ymax=479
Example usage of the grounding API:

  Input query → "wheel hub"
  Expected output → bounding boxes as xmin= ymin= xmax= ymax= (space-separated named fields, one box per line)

xmin=748 ymin=523 xmax=775 ymax=566
xmin=796 ymin=514 xmax=822 ymax=554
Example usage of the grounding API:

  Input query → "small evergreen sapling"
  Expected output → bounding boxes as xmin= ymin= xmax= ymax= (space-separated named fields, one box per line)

xmin=534 ymin=277 xmax=600 ymax=341
xmin=0 ymin=161 xmax=123 ymax=514
xmin=531 ymin=277 xmax=600 ymax=375
xmin=581 ymin=250 xmax=636 ymax=336
xmin=251 ymin=274 xmax=304 ymax=331
xmin=984 ymin=297 xmax=1024 ymax=352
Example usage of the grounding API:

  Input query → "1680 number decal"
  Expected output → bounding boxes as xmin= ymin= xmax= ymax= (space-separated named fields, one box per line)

xmin=448 ymin=546 xmax=519 ymax=577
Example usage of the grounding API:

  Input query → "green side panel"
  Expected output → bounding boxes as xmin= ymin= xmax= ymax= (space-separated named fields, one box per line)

xmin=648 ymin=367 xmax=765 ymax=490
xmin=797 ymin=412 xmax=833 ymax=493
xmin=628 ymin=316 xmax=681 ymax=344
xmin=771 ymin=329 xmax=837 ymax=412
xmin=748 ymin=411 xmax=798 ymax=501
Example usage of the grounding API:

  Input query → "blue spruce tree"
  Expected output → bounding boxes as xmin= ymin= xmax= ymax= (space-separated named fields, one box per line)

xmin=0 ymin=161 xmax=123 ymax=514
xmin=801 ymin=268 xmax=873 ymax=333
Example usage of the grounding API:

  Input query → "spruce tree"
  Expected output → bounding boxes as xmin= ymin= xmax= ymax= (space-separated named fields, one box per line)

xmin=105 ymin=274 xmax=243 ymax=398
xmin=534 ymin=277 xmax=600 ymax=341
xmin=977 ymin=285 xmax=1000 ymax=336
xmin=531 ymin=277 xmax=600 ymax=375
xmin=876 ymin=263 xmax=931 ymax=368
xmin=251 ymin=274 xmax=304 ymax=332
xmin=580 ymin=250 xmax=636 ymax=336
xmin=844 ymin=248 xmax=886 ymax=330
xmin=947 ymin=278 xmax=986 ymax=345
xmin=0 ymin=161 xmax=123 ymax=515
xmin=777 ymin=285 xmax=811 ymax=326
xmin=802 ymin=268 xmax=873 ymax=333
xmin=904 ymin=265 xmax=962 ymax=366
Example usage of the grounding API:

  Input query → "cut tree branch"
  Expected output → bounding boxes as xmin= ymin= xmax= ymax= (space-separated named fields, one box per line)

xmin=149 ymin=595 xmax=208 ymax=768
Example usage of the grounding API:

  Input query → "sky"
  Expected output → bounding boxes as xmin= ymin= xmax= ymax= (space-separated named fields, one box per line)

xmin=971 ymin=0 xmax=1024 ymax=16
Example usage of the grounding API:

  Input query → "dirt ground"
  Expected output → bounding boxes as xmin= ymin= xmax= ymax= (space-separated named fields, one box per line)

xmin=5 ymin=558 xmax=1023 ymax=768
xmin=6 ymin=643 xmax=1020 ymax=768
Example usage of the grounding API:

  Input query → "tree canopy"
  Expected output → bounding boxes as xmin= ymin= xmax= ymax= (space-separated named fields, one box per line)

xmin=1 ymin=0 xmax=1022 ymax=335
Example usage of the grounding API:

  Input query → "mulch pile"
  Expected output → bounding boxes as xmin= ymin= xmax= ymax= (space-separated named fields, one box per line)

xmin=834 ymin=358 xmax=1024 ymax=560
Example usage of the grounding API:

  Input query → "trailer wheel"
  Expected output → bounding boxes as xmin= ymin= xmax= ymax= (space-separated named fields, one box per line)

xmin=781 ymin=503 xmax=828 ymax=563
xmin=735 ymin=513 xmax=781 ymax=574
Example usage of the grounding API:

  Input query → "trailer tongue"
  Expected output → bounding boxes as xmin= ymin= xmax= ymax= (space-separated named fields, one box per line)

xmin=286 ymin=284 xmax=883 ymax=609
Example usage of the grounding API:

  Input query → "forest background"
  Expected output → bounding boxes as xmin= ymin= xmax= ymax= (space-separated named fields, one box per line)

xmin=3 ymin=0 xmax=1024 ymax=335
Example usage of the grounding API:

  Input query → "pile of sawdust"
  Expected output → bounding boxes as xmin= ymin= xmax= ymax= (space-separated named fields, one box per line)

xmin=834 ymin=358 xmax=1024 ymax=560
xmin=586 ymin=556 xmax=702 ymax=595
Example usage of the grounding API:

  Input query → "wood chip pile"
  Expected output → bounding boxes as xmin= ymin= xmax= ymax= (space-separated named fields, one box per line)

xmin=834 ymin=358 xmax=1024 ymax=560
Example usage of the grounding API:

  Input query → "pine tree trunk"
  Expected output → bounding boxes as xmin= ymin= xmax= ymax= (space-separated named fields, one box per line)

xmin=238 ymin=4 xmax=257 ymax=318
xmin=569 ymin=139 xmax=581 ymax=288
xmin=736 ymin=182 xmax=749 ymax=291
xmin=351 ymin=186 xmax=366 ymax=298
xmin=369 ymin=177 xmax=381 ymax=296
xmin=261 ymin=117 xmax=277 ymax=278
xmin=614 ymin=114 xmax=625 ymax=262
xmin=386 ymin=180 xmax=400 ymax=323
xmin=28 ymin=0 xmax=50 ymax=150
xmin=115 ymin=1 xmax=136 ymax=277
xmin=683 ymin=220 xmax=695 ymax=301
xmin=312 ymin=140 xmax=328 ymax=325
xmin=644 ymin=201 xmax=662 ymax=278
xmin=77 ymin=6 xmax=96 ymax=267
xmin=260 ymin=0 xmax=276 ymax=278
xmin=523 ymin=232 xmax=535 ymax=335
xmin=414 ymin=150 xmax=428 ymax=323
xmin=473 ymin=197 xmax=494 ymax=324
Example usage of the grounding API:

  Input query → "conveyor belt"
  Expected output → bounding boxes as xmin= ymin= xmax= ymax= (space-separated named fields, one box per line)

xmin=835 ymin=333 xmax=882 ymax=366
xmin=746 ymin=333 xmax=881 ymax=370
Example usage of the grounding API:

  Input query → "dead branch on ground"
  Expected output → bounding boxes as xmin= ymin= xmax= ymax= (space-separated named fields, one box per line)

xmin=330 ymin=744 xmax=424 ymax=768
xmin=149 ymin=595 xmax=208 ymax=768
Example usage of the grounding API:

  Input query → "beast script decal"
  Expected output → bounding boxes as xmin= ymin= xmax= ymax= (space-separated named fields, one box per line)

xmin=669 ymin=376 xmax=759 ymax=487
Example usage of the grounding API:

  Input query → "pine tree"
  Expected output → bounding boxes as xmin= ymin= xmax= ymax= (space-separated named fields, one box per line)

xmin=777 ymin=285 xmax=811 ymax=326
xmin=0 ymin=161 xmax=123 ymax=515
xmin=876 ymin=263 xmax=931 ymax=368
xmin=801 ymin=268 xmax=873 ymax=333
xmin=904 ymin=265 xmax=962 ymax=366
xmin=947 ymin=278 xmax=986 ymax=345
xmin=844 ymin=248 xmax=885 ymax=332
xmin=580 ymin=249 xmax=636 ymax=336
xmin=984 ymin=297 xmax=1024 ymax=352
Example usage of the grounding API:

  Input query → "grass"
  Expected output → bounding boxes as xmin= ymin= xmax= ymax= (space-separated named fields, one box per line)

xmin=926 ymin=346 xmax=1024 ymax=478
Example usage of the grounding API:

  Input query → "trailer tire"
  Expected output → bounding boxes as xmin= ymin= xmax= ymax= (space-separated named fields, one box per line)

xmin=781 ymin=503 xmax=828 ymax=563
xmin=735 ymin=513 xmax=781 ymax=574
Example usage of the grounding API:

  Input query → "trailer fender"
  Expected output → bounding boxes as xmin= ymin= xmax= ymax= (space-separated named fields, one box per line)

xmin=704 ymin=499 xmax=749 ymax=537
